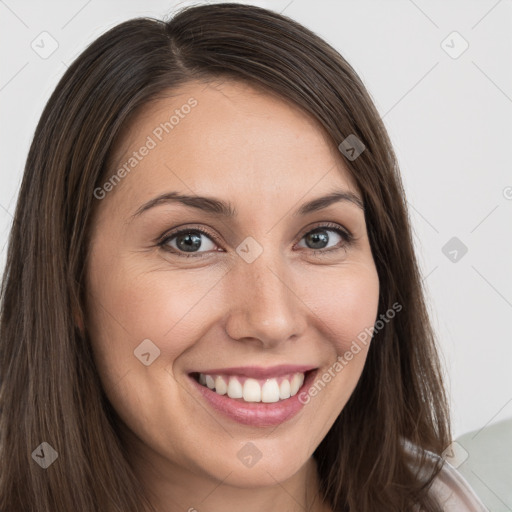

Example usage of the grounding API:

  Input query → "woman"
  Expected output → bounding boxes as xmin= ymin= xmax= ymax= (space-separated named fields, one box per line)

xmin=0 ymin=3 xmax=487 ymax=511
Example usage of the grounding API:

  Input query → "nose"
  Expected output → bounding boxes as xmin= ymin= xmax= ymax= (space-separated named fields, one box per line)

xmin=224 ymin=250 xmax=308 ymax=349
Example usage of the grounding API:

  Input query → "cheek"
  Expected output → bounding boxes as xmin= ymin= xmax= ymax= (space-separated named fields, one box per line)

xmin=291 ymin=261 xmax=380 ymax=449
xmin=85 ymin=253 xmax=228 ymax=384
xmin=84 ymin=257 xmax=219 ymax=453
xmin=307 ymin=261 xmax=380 ymax=354
xmin=315 ymin=262 xmax=378 ymax=369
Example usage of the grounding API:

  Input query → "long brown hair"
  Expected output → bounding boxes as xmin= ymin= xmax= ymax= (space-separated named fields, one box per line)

xmin=0 ymin=3 xmax=451 ymax=511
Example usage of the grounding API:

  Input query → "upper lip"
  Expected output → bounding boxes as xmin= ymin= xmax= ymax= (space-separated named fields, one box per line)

xmin=190 ymin=364 xmax=317 ymax=379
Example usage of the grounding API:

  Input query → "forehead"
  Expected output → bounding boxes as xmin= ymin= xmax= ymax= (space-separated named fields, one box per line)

xmin=103 ymin=79 xmax=360 ymax=213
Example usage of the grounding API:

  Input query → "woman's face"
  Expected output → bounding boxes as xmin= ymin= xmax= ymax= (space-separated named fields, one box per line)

xmin=85 ymin=79 xmax=379 ymax=494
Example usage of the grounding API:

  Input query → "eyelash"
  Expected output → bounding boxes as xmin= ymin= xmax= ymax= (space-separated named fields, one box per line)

xmin=157 ymin=222 xmax=353 ymax=259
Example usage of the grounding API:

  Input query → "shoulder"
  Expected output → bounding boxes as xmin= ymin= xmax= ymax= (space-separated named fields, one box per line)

xmin=428 ymin=458 xmax=488 ymax=511
xmin=401 ymin=439 xmax=488 ymax=512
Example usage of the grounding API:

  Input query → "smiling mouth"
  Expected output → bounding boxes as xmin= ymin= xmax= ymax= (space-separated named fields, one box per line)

xmin=190 ymin=370 xmax=314 ymax=403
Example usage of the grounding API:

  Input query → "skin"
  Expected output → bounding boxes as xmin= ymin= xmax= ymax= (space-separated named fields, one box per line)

xmin=84 ymin=79 xmax=380 ymax=512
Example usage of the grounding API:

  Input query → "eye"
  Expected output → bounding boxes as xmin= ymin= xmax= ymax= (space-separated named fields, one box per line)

xmin=158 ymin=226 xmax=219 ymax=258
xmin=158 ymin=222 xmax=353 ymax=258
xmin=296 ymin=223 xmax=353 ymax=256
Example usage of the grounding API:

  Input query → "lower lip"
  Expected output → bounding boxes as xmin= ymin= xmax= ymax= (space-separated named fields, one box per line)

xmin=189 ymin=370 xmax=318 ymax=427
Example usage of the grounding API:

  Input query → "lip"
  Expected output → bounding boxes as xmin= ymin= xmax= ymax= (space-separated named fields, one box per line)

xmin=189 ymin=364 xmax=317 ymax=379
xmin=188 ymin=368 xmax=318 ymax=427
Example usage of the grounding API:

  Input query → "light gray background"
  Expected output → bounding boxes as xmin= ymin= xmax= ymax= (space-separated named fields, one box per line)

xmin=1 ymin=0 xmax=511 ymax=461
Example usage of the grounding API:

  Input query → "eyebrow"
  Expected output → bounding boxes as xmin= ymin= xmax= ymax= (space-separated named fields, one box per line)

xmin=130 ymin=189 xmax=364 ymax=221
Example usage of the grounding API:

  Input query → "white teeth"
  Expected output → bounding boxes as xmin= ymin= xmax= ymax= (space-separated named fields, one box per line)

xmin=279 ymin=379 xmax=291 ymax=399
xmin=227 ymin=376 xmax=243 ymax=399
xmin=243 ymin=378 xmax=261 ymax=402
xmin=261 ymin=379 xmax=280 ymax=403
xmin=290 ymin=373 xmax=304 ymax=396
xmin=197 ymin=372 xmax=307 ymax=403
xmin=205 ymin=375 xmax=215 ymax=389
xmin=215 ymin=376 xmax=227 ymax=395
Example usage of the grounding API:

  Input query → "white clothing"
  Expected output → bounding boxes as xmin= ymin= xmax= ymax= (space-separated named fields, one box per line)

xmin=429 ymin=458 xmax=488 ymax=511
